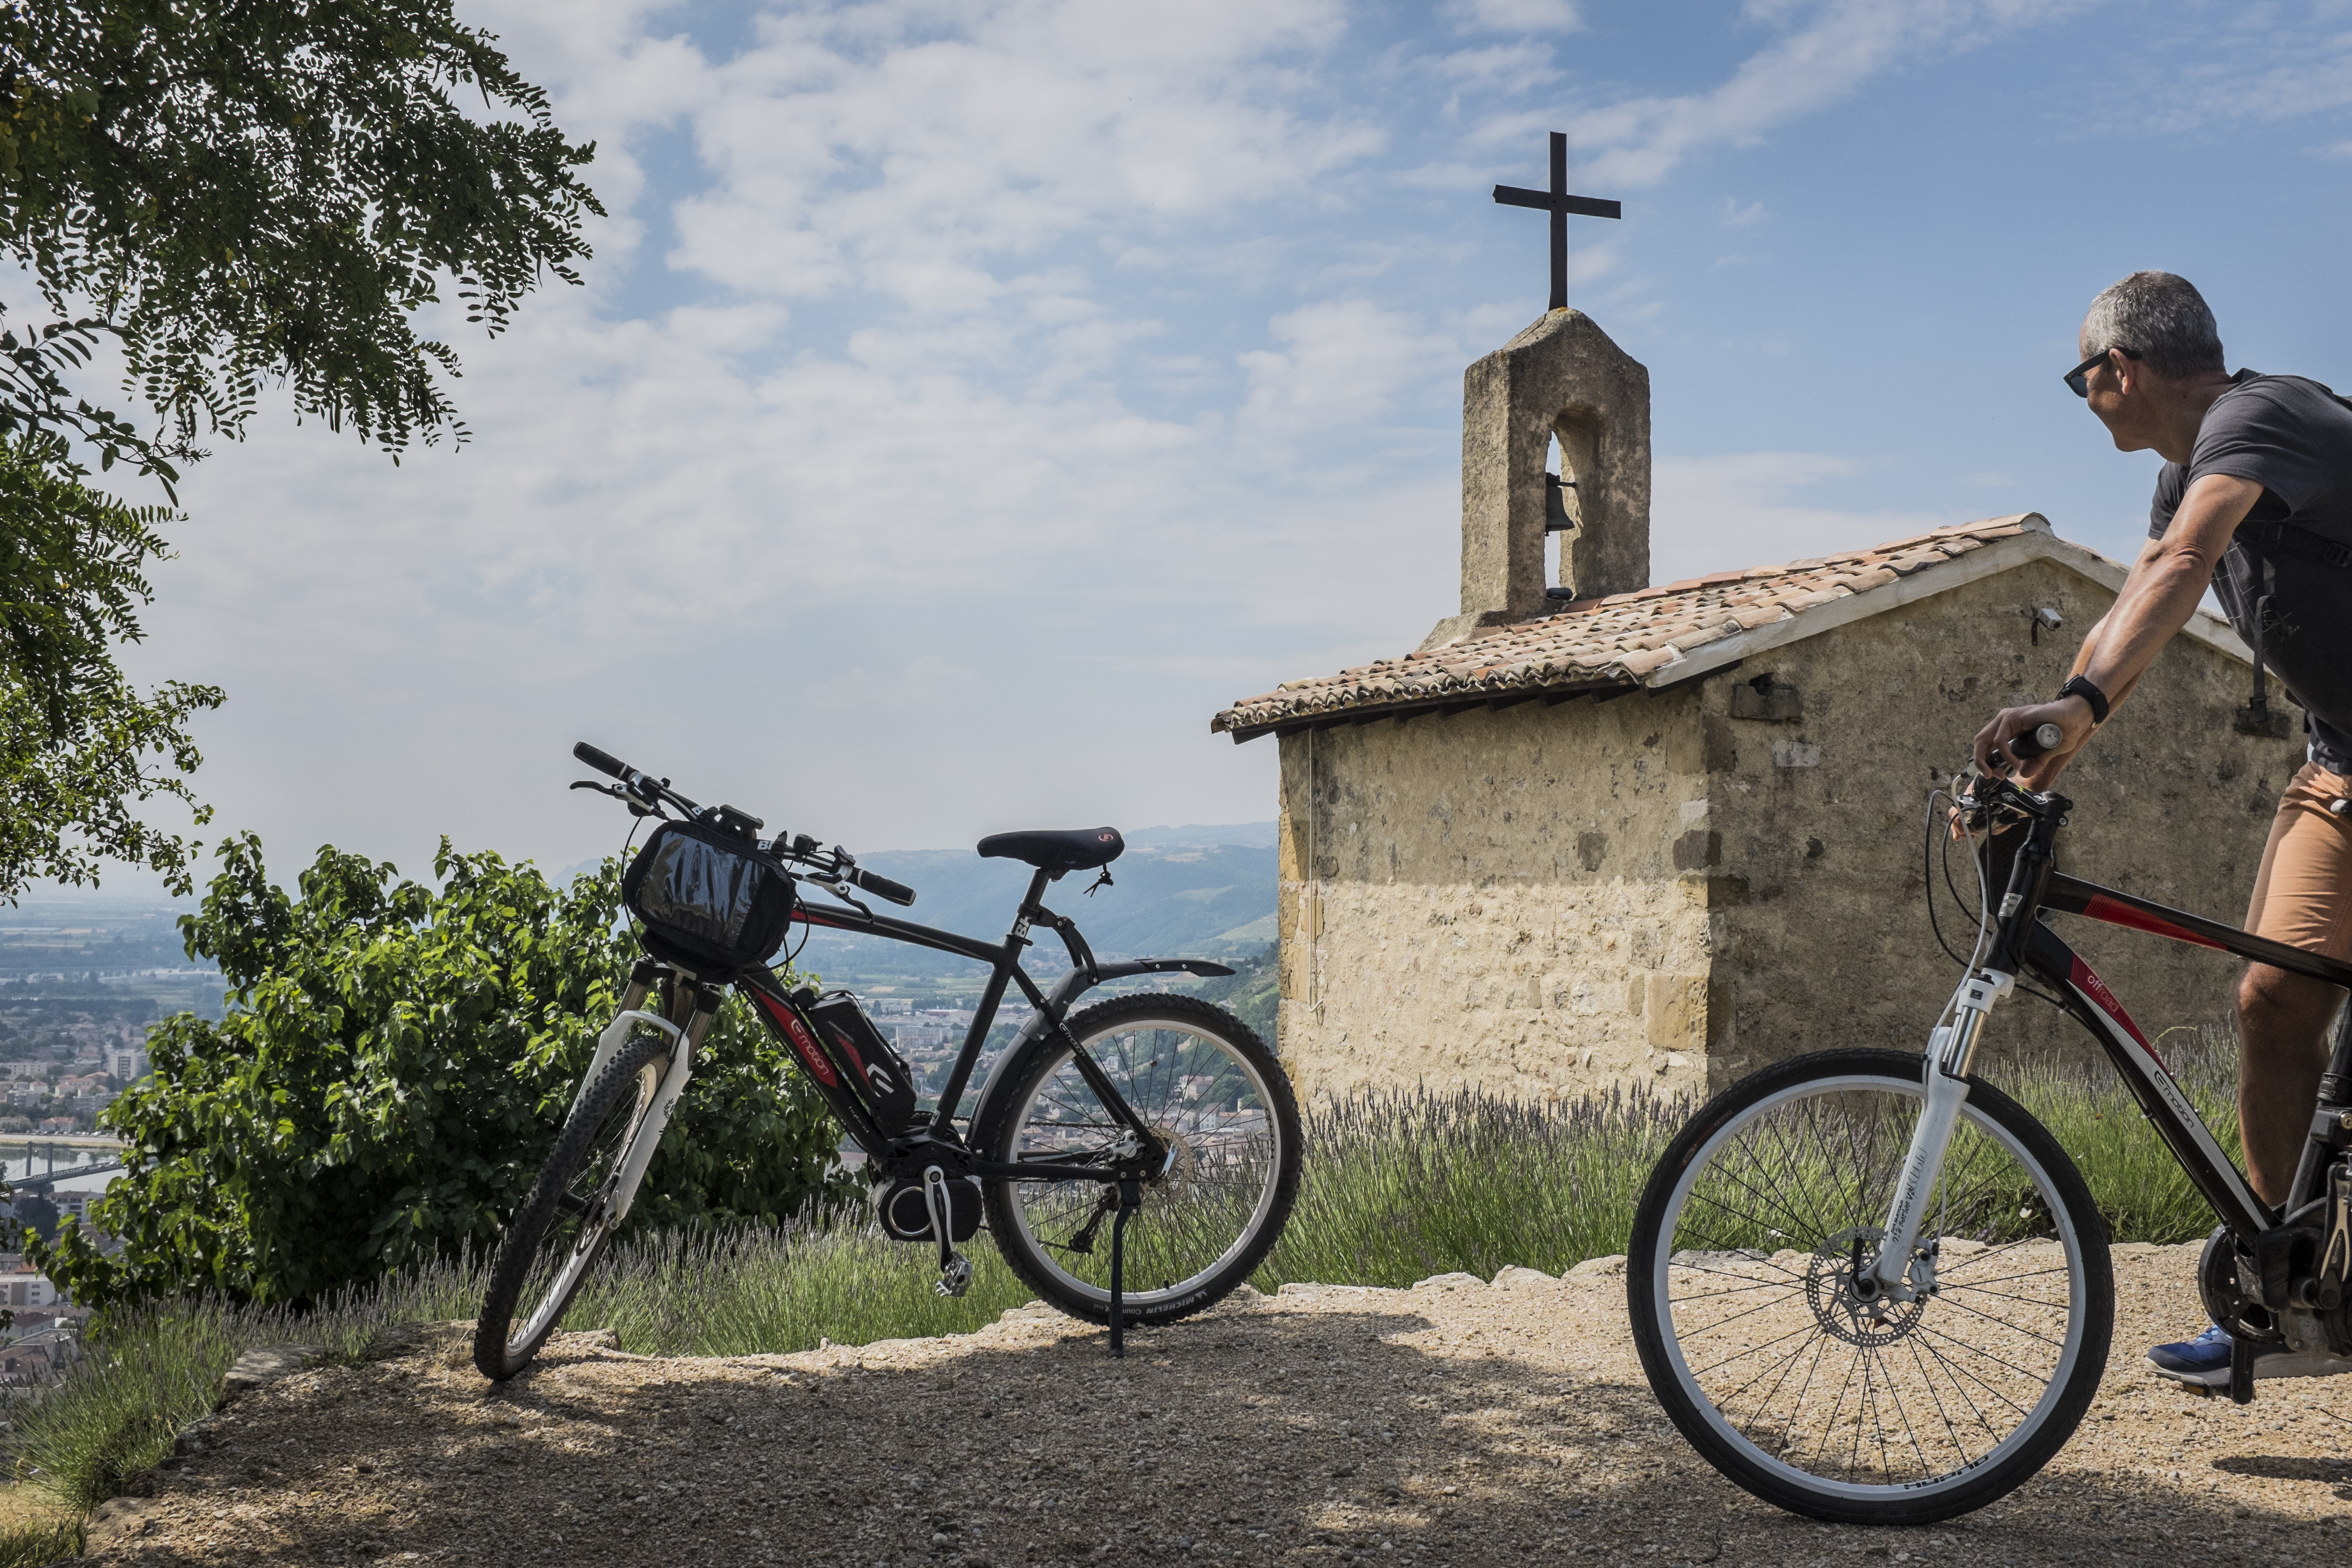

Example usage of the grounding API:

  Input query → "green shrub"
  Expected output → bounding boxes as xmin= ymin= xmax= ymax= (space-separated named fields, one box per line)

xmin=34 ymin=836 xmax=847 ymax=1309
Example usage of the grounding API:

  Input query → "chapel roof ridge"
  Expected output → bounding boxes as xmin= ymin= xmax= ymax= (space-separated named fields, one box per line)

xmin=1213 ymin=512 xmax=2108 ymax=740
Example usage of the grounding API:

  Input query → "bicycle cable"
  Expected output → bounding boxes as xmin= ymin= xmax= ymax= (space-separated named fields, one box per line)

xmin=1923 ymin=774 xmax=2064 ymax=1010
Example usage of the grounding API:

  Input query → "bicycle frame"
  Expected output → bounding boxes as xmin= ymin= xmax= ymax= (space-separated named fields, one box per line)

xmin=1868 ymin=781 xmax=2352 ymax=1304
xmin=772 ymin=860 xmax=1227 ymax=1165
xmin=583 ymin=862 xmax=1234 ymax=1228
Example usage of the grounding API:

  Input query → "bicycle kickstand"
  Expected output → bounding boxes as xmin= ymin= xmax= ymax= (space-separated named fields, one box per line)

xmin=1108 ymin=1177 xmax=1142 ymax=1359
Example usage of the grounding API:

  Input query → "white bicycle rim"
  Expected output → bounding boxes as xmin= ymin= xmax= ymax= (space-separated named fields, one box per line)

xmin=1648 ymin=1071 xmax=2093 ymax=1505
xmin=507 ymin=1054 xmax=665 ymax=1355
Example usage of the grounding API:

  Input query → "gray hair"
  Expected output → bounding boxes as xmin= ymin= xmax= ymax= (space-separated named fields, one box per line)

xmin=2080 ymin=271 xmax=2225 ymax=379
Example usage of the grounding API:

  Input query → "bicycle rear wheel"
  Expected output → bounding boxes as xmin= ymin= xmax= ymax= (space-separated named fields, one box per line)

xmin=976 ymin=994 xmax=1300 ymax=1325
xmin=1627 ymin=1048 xmax=2112 ymax=1524
xmin=473 ymin=1031 xmax=671 ymax=1380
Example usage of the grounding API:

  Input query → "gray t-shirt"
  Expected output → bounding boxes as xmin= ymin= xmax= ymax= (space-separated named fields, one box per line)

xmin=2148 ymin=370 xmax=2352 ymax=768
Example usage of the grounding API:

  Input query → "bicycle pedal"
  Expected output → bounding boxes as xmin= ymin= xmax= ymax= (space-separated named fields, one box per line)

xmin=935 ymin=1251 xmax=973 ymax=1299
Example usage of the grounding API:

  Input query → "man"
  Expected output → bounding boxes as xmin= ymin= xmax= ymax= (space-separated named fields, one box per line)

xmin=1974 ymin=270 xmax=2352 ymax=1387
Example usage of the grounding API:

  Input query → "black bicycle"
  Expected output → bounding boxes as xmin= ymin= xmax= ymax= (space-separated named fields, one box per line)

xmin=473 ymin=742 xmax=1301 ymax=1381
xmin=1628 ymin=729 xmax=2352 ymax=1523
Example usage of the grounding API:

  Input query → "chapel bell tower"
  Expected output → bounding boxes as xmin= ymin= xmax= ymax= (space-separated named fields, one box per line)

xmin=1420 ymin=308 xmax=1652 ymax=652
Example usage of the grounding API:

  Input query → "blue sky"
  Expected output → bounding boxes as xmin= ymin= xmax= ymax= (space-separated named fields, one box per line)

xmin=83 ymin=0 xmax=2352 ymax=891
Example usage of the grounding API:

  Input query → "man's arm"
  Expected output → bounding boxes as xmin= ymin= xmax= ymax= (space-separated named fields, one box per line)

xmin=1973 ymin=472 xmax=2264 ymax=782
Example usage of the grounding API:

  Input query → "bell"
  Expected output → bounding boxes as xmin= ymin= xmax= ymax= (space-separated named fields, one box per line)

xmin=1545 ymin=471 xmax=1575 ymax=534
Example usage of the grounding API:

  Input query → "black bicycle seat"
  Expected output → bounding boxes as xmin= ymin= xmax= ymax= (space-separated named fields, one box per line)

xmin=976 ymin=827 xmax=1126 ymax=873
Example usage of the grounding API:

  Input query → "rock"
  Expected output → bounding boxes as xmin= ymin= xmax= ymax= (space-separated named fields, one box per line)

xmin=87 ymin=1494 xmax=166 ymax=1547
xmin=1277 ymin=1282 xmax=1331 ymax=1298
xmin=2110 ymin=1242 xmax=2163 ymax=1257
xmin=221 ymin=1345 xmax=328 ymax=1401
xmin=1566 ymin=1255 xmax=1628 ymax=1278
xmin=561 ymin=1327 xmax=623 ymax=1350
xmin=1492 ymin=1266 xmax=1557 ymax=1289
xmin=1409 ymin=1273 xmax=1484 ymax=1292
xmin=998 ymin=1301 xmax=1060 ymax=1323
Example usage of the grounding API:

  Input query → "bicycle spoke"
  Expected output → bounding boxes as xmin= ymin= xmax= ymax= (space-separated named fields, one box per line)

xmin=1653 ymin=1070 xmax=2086 ymax=1496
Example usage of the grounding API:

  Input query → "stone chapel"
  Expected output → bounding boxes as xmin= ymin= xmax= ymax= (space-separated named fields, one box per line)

xmin=1213 ymin=308 xmax=2300 ymax=1103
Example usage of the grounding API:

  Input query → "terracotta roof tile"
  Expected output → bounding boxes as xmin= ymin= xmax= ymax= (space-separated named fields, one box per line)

xmin=1212 ymin=514 xmax=2048 ymax=735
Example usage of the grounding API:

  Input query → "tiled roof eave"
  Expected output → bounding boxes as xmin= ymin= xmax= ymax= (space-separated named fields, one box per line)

xmin=1215 ymin=675 xmax=1635 ymax=743
xmin=1211 ymin=515 xmax=2254 ymax=742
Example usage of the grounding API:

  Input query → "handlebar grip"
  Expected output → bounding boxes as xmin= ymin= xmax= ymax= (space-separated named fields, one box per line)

xmin=1994 ymin=722 xmax=2066 ymax=766
xmin=574 ymin=741 xmax=629 ymax=779
xmin=850 ymin=868 xmax=917 ymax=907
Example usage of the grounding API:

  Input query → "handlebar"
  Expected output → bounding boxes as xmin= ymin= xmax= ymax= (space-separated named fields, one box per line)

xmin=848 ymin=867 xmax=917 ymax=907
xmin=571 ymin=740 xmax=918 ymax=906
xmin=1986 ymin=721 xmax=2063 ymax=772
xmin=573 ymin=741 xmax=628 ymax=779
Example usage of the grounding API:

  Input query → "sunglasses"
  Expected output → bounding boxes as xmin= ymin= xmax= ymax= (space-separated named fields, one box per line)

xmin=2065 ymin=345 xmax=2141 ymax=398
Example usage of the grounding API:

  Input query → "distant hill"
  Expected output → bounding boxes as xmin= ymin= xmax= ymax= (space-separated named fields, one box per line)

xmin=788 ymin=825 xmax=1276 ymax=992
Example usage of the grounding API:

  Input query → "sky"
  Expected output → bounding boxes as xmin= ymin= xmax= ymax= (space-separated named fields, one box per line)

xmin=64 ymin=0 xmax=2352 ymax=894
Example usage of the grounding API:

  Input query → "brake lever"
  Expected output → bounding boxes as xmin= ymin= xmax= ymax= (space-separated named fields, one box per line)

xmin=810 ymin=874 xmax=873 ymax=919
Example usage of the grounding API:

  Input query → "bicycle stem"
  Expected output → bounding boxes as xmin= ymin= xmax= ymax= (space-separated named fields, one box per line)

xmin=1869 ymin=968 xmax=2013 ymax=1297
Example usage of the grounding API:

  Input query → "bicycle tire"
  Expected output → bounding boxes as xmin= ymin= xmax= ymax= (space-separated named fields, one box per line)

xmin=473 ymin=1031 xmax=672 ymax=1381
xmin=1626 ymin=1048 xmax=2113 ymax=1525
xmin=975 ymin=994 xmax=1301 ymax=1326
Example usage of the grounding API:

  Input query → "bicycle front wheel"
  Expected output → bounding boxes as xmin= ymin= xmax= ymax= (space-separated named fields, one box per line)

xmin=977 ymin=994 xmax=1300 ymax=1325
xmin=473 ymin=1030 xmax=672 ymax=1380
xmin=1627 ymin=1048 xmax=2112 ymax=1525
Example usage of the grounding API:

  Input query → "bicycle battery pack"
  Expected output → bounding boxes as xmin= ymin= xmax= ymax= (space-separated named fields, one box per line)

xmin=805 ymin=991 xmax=921 ymax=1139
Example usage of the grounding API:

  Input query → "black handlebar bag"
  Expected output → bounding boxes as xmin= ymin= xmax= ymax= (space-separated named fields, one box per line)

xmin=623 ymin=820 xmax=797 ymax=974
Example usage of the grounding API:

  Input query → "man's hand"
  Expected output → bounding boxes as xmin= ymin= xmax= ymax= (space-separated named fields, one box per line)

xmin=1966 ymin=472 xmax=2261 ymax=787
xmin=1973 ymin=694 xmax=2095 ymax=785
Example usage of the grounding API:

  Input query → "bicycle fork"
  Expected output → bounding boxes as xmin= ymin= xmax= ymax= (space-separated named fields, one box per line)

xmin=573 ymin=968 xmax=722 ymax=1231
xmin=1863 ymin=969 xmax=2015 ymax=1302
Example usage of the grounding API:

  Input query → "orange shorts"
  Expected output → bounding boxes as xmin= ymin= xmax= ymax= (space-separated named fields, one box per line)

xmin=2244 ymin=762 xmax=2352 ymax=965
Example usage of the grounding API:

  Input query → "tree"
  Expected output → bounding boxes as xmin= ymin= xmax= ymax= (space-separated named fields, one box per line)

xmin=33 ymin=837 xmax=847 ymax=1309
xmin=0 ymin=1 xmax=600 ymax=899
xmin=0 ymin=432 xmax=220 ymax=900
xmin=0 ymin=0 xmax=602 ymax=470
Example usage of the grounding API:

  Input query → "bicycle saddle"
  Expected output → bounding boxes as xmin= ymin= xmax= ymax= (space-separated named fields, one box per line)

xmin=976 ymin=827 xmax=1126 ymax=873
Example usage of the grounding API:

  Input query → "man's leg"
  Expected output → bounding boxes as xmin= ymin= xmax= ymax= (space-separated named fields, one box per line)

xmin=2236 ymin=762 xmax=2352 ymax=1203
xmin=2149 ymin=761 xmax=2352 ymax=1386
xmin=2237 ymin=961 xmax=2340 ymax=1206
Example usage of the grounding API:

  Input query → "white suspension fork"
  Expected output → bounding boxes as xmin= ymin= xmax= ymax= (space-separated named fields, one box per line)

xmin=570 ymin=982 xmax=718 ymax=1229
xmin=1870 ymin=969 xmax=2013 ymax=1297
xmin=611 ymin=1017 xmax=706 ymax=1227
xmin=568 ymin=1006 xmax=683 ymax=1119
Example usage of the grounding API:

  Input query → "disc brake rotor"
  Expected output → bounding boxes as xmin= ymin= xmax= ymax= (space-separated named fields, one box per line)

xmin=1805 ymin=1226 xmax=1928 ymax=1347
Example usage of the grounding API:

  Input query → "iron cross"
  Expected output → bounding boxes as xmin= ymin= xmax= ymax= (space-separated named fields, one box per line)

xmin=1493 ymin=132 xmax=1620 ymax=311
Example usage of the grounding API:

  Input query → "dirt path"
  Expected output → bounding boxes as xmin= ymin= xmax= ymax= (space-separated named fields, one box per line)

xmin=64 ymin=1243 xmax=2352 ymax=1568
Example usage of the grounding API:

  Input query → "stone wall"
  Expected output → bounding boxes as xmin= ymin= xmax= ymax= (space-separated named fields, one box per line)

xmin=1275 ymin=683 xmax=1716 ymax=1103
xmin=1709 ymin=554 xmax=2291 ymax=1074
xmin=1277 ymin=554 xmax=2292 ymax=1102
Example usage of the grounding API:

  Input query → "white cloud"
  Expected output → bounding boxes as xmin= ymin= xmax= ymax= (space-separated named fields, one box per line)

xmin=1472 ymin=0 xmax=2107 ymax=190
xmin=1443 ymin=0 xmax=1584 ymax=32
xmin=1651 ymin=451 xmax=1956 ymax=581
xmin=1238 ymin=300 xmax=1463 ymax=437
xmin=1718 ymin=196 xmax=1768 ymax=226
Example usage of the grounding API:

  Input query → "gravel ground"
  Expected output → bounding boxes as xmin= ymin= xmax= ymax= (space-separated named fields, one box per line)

xmin=64 ymin=1242 xmax=2352 ymax=1568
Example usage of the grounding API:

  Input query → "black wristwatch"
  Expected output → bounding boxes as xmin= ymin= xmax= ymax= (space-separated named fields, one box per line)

xmin=2058 ymin=675 xmax=2110 ymax=726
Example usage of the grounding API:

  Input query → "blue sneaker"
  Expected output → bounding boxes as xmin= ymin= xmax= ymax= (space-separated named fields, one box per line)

xmin=2147 ymin=1322 xmax=2352 ymax=1387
